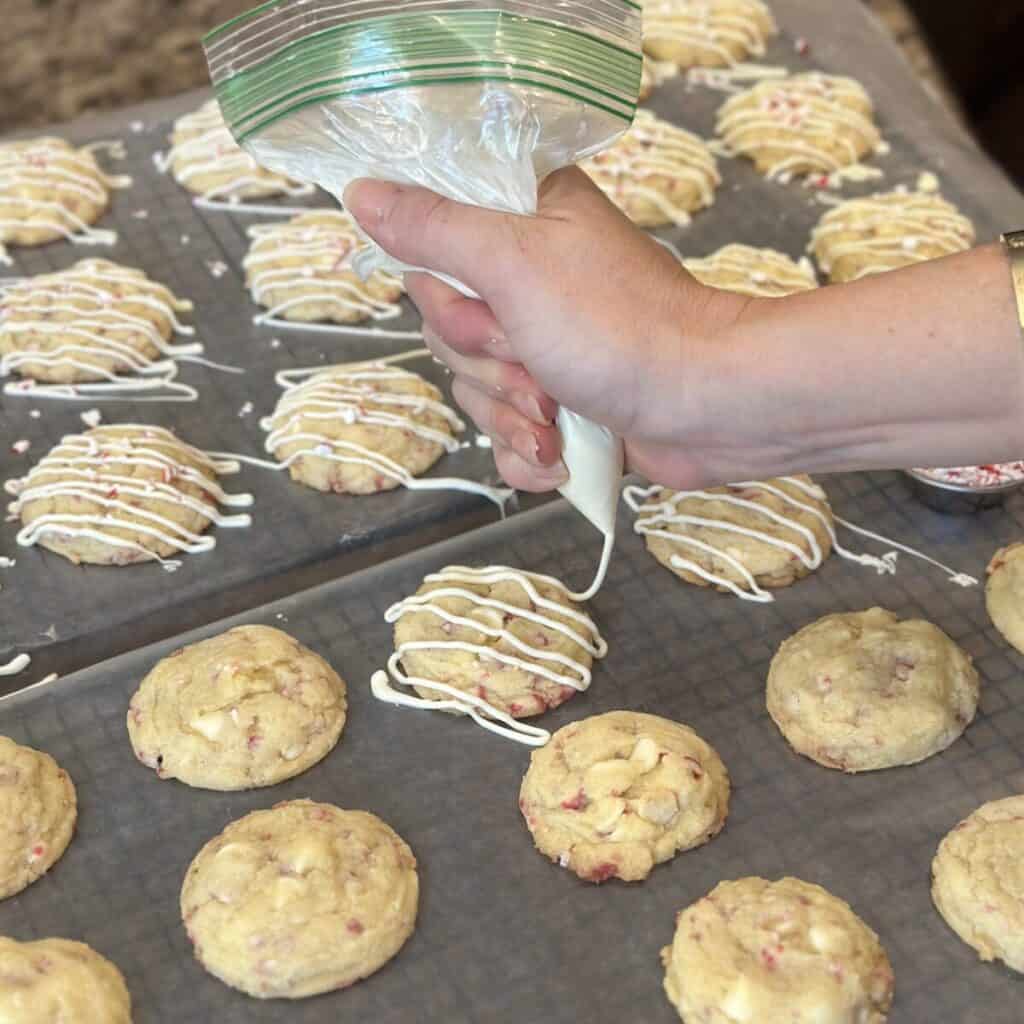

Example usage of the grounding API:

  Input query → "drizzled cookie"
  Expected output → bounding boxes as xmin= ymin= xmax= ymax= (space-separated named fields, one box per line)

xmin=684 ymin=243 xmax=817 ymax=296
xmin=643 ymin=0 xmax=777 ymax=68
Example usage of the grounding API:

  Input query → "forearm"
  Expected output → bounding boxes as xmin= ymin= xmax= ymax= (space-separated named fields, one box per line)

xmin=707 ymin=243 xmax=1024 ymax=476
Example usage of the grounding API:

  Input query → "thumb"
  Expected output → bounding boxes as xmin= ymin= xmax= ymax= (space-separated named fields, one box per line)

xmin=343 ymin=179 xmax=518 ymax=289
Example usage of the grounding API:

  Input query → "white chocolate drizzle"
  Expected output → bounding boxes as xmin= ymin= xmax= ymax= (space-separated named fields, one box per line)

xmin=4 ymin=425 xmax=253 ymax=570
xmin=243 ymin=211 xmax=417 ymax=338
xmin=643 ymin=0 xmax=777 ymax=67
xmin=809 ymin=190 xmax=975 ymax=280
xmin=716 ymin=73 xmax=882 ymax=180
xmin=228 ymin=349 xmax=512 ymax=510
xmin=581 ymin=110 xmax=720 ymax=226
xmin=155 ymin=100 xmax=313 ymax=206
xmin=683 ymin=243 xmax=818 ymax=296
xmin=0 ymin=653 xmax=30 ymax=677
xmin=0 ymin=260 xmax=202 ymax=402
xmin=371 ymin=565 xmax=608 ymax=746
xmin=624 ymin=476 xmax=977 ymax=599
xmin=0 ymin=138 xmax=130 ymax=262
xmin=685 ymin=62 xmax=789 ymax=93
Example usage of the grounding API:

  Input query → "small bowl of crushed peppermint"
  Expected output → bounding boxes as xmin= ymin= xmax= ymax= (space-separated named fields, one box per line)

xmin=905 ymin=462 xmax=1024 ymax=514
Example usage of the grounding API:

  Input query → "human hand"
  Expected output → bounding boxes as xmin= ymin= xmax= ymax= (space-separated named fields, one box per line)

xmin=344 ymin=167 xmax=750 ymax=492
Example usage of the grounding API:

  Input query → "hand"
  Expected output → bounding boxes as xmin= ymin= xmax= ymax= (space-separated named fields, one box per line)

xmin=344 ymin=168 xmax=749 ymax=491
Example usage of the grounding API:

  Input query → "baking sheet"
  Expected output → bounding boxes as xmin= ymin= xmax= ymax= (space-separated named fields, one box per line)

xmin=0 ymin=92 xmax=511 ymax=681
xmin=1 ymin=469 xmax=1023 ymax=1023
xmin=2 ymin=0 xmax=1022 ymax=682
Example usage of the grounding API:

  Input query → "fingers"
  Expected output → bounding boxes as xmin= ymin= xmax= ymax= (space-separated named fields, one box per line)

xmin=405 ymin=272 xmax=515 ymax=360
xmin=343 ymin=179 xmax=515 ymax=290
xmin=452 ymin=377 xmax=562 ymax=470
xmin=424 ymin=327 xmax=557 ymax=425
xmin=492 ymin=439 xmax=570 ymax=493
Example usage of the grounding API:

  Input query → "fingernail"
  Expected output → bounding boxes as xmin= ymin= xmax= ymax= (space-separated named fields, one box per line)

xmin=535 ymin=460 xmax=570 ymax=488
xmin=511 ymin=392 xmax=552 ymax=426
xmin=512 ymin=429 xmax=546 ymax=467
xmin=342 ymin=179 xmax=402 ymax=229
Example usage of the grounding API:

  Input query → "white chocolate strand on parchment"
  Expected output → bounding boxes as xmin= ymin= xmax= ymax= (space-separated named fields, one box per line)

xmin=239 ymin=352 xmax=512 ymax=510
xmin=624 ymin=477 xmax=976 ymax=601
xmin=371 ymin=566 xmax=608 ymax=746
xmin=581 ymin=110 xmax=720 ymax=228
xmin=154 ymin=99 xmax=313 ymax=208
xmin=0 ymin=259 xmax=201 ymax=402
xmin=0 ymin=653 xmax=30 ymax=677
xmin=4 ymin=425 xmax=253 ymax=570
xmin=683 ymin=243 xmax=818 ymax=297
xmin=716 ymin=72 xmax=883 ymax=182
xmin=643 ymin=0 xmax=777 ymax=67
xmin=809 ymin=189 xmax=975 ymax=283
xmin=0 ymin=137 xmax=131 ymax=263
xmin=243 ymin=210 xmax=412 ymax=337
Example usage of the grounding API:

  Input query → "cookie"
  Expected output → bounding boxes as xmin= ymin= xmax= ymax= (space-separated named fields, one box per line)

xmin=684 ymin=243 xmax=818 ymax=296
xmin=810 ymin=190 xmax=975 ymax=283
xmin=931 ymin=795 xmax=1024 ymax=973
xmin=381 ymin=565 xmax=607 ymax=720
xmin=643 ymin=0 xmax=777 ymax=68
xmin=767 ymin=607 xmax=979 ymax=772
xmin=0 ymin=937 xmax=131 ymax=1023
xmin=0 ymin=258 xmax=195 ymax=386
xmin=662 ymin=877 xmax=894 ymax=1023
xmin=128 ymin=625 xmax=347 ymax=791
xmin=0 ymin=736 xmax=76 ymax=900
xmin=180 ymin=799 xmax=418 ymax=999
xmin=624 ymin=475 xmax=835 ymax=600
xmin=640 ymin=57 xmax=680 ymax=101
xmin=519 ymin=711 xmax=729 ymax=883
xmin=5 ymin=424 xmax=253 ymax=567
xmin=244 ymin=211 xmax=403 ymax=325
xmin=262 ymin=359 xmax=462 ymax=495
xmin=581 ymin=110 xmax=720 ymax=228
xmin=717 ymin=72 xmax=882 ymax=180
xmin=986 ymin=542 xmax=1024 ymax=654
xmin=0 ymin=137 xmax=123 ymax=256
xmin=158 ymin=99 xmax=308 ymax=202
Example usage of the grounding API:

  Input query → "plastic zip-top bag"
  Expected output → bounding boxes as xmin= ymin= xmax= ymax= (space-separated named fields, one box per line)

xmin=204 ymin=0 xmax=638 ymax=594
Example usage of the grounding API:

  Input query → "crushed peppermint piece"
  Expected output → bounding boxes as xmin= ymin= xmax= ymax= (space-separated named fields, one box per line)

xmin=206 ymin=260 xmax=228 ymax=278
xmin=11 ymin=439 xmax=30 ymax=454
xmin=475 ymin=435 xmax=493 ymax=449
xmin=238 ymin=401 xmax=254 ymax=418
xmin=131 ymin=209 xmax=149 ymax=220
xmin=915 ymin=462 xmax=1024 ymax=488
xmin=80 ymin=408 xmax=103 ymax=428
xmin=794 ymin=37 xmax=810 ymax=56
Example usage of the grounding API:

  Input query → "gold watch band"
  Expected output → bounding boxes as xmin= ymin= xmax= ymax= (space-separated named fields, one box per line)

xmin=1004 ymin=230 xmax=1024 ymax=332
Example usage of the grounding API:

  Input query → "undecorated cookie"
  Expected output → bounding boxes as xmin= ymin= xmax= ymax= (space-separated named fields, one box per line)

xmin=581 ymin=110 xmax=720 ymax=228
xmin=985 ymin=542 xmax=1024 ymax=654
xmin=0 ymin=937 xmax=131 ymax=1023
xmin=643 ymin=0 xmax=777 ymax=68
xmin=180 ymin=800 xmax=418 ymax=999
xmin=931 ymin=795 xmax=1024 ymax=974
xmin=127 ymin=625 xmax=347 ymax=790
xmin=684 ymin=243 xmax=818 ymax=296
xmin=262 ymin=360 xmax=461 ymax=495
xmin=810 ymin=190 xmax=974 ymax=283
xmin=767 ymin=607 xmax=979 ymax=772
xmin=0 ymin=736 xmax=76 ymax=900
xmin=244 ymin=211 xmax=403 ymax=325
xmin=717 ymin=72 xmax=881 ymax=180
xmin=625 ymin=475 xmax=834 ymax=599
xmin=662 ymin=877 xmax=894 ymax=1023
xmin=519 ymin=711 xmax=729 ymax=883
